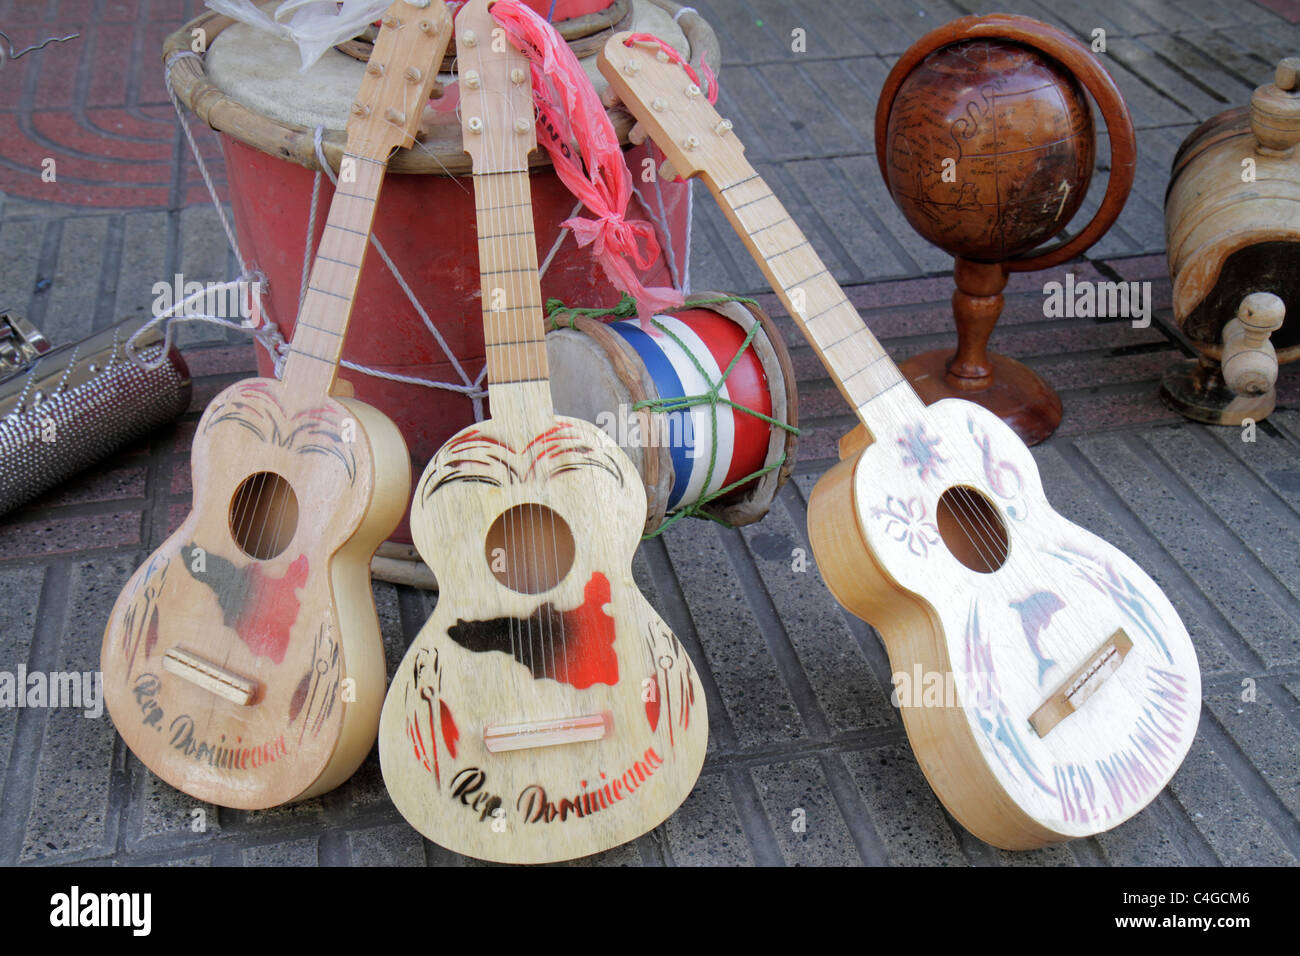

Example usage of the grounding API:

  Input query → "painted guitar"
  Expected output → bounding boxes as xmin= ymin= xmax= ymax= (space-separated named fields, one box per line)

xmin=377 ymin=0 xmax=707 ymax=864
xmin=100 ymin=1 xmax=452 ymax=809
xmin=600 ymin=34 xmax=1200 ymax=849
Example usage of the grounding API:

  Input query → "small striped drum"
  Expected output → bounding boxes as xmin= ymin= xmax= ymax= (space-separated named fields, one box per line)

xmin=547 ymin=295 xmax=798 ymax=533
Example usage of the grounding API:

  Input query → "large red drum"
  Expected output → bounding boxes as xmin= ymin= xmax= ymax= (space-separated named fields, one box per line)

xmin=164 ymin=1 xmax=718 ymax=560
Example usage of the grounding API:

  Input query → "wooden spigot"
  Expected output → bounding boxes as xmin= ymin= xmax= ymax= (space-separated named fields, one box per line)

xmin=1251 ymin=57 xmax=1300 ymax=157
xmin=1222 ymin=292 xmax=1285 ymax=396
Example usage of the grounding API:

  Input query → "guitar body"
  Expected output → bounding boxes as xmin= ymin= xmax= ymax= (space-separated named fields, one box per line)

xmin=379 ymin=390 xmax=707 ymax=863
xmin=809 ymin=399 xmax=1200 ymax=847
xmin=102 ymin=378 xmax=409 ymax=808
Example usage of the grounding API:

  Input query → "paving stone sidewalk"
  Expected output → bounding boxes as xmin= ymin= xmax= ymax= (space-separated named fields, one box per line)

xmin=0 ymin=0 xmax=1296 ymax=866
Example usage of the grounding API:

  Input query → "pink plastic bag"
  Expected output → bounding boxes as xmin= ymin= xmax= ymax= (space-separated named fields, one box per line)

xmin=489 ymin=1 xmax=685 ymax=324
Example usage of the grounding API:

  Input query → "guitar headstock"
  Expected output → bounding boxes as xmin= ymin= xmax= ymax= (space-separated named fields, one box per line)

xmin=456 ymin=0 xmax=537 ymax=174
xmin=346 ymin=0 xmax=452 ymax=159
xmin=597 ymin=32 xmax=744 ymax=182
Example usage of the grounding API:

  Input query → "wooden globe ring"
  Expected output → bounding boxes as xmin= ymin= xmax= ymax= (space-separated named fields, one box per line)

xmin=874 ymin=14 xmax=1136 ymax=274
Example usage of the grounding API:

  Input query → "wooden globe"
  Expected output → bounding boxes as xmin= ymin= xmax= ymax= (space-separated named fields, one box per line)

xmin=874 ymin=15 xmax=1135 ymax=445
xmin=883 ymin=39 xmax=1095 ymax=262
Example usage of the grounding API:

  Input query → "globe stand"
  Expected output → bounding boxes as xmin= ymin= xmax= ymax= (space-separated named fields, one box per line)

xmin=899 ymin=258 xmax=1062 ymax=445
xmin=875 ymin=14 xmax=1137 ymax=447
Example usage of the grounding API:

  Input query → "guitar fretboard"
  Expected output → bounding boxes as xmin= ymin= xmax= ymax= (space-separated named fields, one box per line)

xmin=473 ymin=168 xmax=549 ymax=386
xmin=710 ymin=169 xmax=922 ymax=425
xmin=281 ymin=151 xmax=388 ymax=394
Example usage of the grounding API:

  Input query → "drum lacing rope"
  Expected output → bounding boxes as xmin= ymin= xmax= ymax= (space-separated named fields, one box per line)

xmin=142 ymin=50 xmax=493 ymax=420
xmin=126 ymin=52 xmax=282 ymax=373
xmin=547 ymin=294 xmax=799 ymax=538
xmin=309 ymin=127 xmax=488 ymax=419
xmin=151 ymin=43 xmax=690 ymax=420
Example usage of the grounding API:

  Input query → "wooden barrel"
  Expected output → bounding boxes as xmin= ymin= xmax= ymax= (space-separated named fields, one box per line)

xmin=1164 ymin=59 xmax=1300 ymax=364
xmin=546 ymin=295 xmax=798 ymax=534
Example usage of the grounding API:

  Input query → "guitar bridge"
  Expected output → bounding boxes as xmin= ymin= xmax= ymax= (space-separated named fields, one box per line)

xmin=1029 ymin=629 xmax=1133 ymax=737
xmin=484 ymin=712 xmax=613 ymax=753
xmin=162 ymin=647 xmax=258 ymax=706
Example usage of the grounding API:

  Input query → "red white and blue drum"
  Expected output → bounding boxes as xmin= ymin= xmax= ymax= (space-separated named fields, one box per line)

xmin=546 ymin=296 xmax=798 ymax=533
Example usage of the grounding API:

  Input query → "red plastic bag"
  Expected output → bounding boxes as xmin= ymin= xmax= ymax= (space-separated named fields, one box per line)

xmin=489 ymin=1 xmax=685 ymax=324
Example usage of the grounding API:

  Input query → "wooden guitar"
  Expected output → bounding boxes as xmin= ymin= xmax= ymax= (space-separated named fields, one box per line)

xmin=100 ymin=1 xmax=452 ymax=810
xmin=377 ymin=0 xmax=707 ymax=864
xmin=600 ymin=33 xmax=1200 ymax=849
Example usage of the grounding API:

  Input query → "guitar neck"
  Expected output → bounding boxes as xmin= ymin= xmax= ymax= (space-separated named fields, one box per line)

xmin=474 ymin=168 xmax=550 ymax=392
xmin=281 ymin=150 xmax=388 ymax=394
xmin=706 ymin=163 xmax=922 ymax=428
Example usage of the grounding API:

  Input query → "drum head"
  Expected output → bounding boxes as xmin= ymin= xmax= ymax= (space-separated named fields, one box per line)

xmin=547 ymin=323 xmax=673 ymax=531
xmin=206 ymin=0 xmax=688 ymax=135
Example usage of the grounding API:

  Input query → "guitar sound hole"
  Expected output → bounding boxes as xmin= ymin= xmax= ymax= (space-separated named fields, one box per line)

xmin=485 ymin=504 xmax=576 ymax=595
xmin=937 ymin=486 xmax=1009 ymax=574
xmin=229 ymin=472 xmax=299 ymax=560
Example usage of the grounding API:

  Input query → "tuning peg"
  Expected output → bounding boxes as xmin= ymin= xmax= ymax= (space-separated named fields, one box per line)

xmin=351 ymin=102 xmax=371 ymax=117
xmin=659 ymin=159 xmax=681 ymax=181
xmin=385 ymin=107 xmax=406 ymax=124
xmin=461 ymin=29 xmax=478 ymax=47
xmin=405 ymin=67 xmax=423 ymax=83
xmin=464 ymin=70 xmax=481 ymax=89
xmin=381 ymin=16 xmax=401 ymax=29
xmin=599 ymin=87 xmax=622 ymax=110
xmin=510 ymin=68 xmax=527 ymax=84
xmin=627 ymin=123 xmax=647 ymax=146
xmin=366 ymin=61 xmax=385 ymax=76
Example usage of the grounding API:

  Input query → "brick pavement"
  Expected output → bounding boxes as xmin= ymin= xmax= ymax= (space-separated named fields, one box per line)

xmin=0 ymin=0 xmax=1296 ymax=866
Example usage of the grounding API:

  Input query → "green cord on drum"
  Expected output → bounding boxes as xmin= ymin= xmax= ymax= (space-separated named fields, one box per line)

xmin=545 ymin=294 xmax=801 ymax=539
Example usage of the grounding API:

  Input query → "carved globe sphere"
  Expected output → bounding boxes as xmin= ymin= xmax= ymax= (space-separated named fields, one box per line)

xmin=883 ymin=39 xmax=1095 ymax=262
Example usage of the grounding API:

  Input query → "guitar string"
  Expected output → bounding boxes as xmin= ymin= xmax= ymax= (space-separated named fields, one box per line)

xmin=514 ymin=56 xmax=566 ymax=689
xmin=248 ymin=160 xmax=354 ymax=567
xmin=713 ymin=152 xmax=1017 ymax=574
xmin=705 ymin=141 xmax=1094 ymax=699
xmin=472 ymin=33 xmax=535 ymax=696
xmin=503 ymin=46 xmax=570 ymax=689
xmin=267 ymin=164 xmax=373 ymax=564
xmin=497 ymin=34 xmax=569 ymax=692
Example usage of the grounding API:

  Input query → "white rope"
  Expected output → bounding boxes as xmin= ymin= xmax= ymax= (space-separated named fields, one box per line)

xmin=310 ymin=127 xmax=488 ymax=417
xmin=299 ymin=166 xmax=323 ymax=313
xmin=538 ymin=199 xmax=582 ymax=281
xmin=150 ymin=50 xmax=689 ymax=418
xmin=125 ymin=277 xmax=287 ymax=374
xmin=163 ymin=51 xmax=247 ymax=270
xmin=142 ymin=50 xmax=491 ymax=419
xmin=631 ymin=140 xmax=687 ymax=294
xmin=673 ymin=6 xmax=698 ymax=23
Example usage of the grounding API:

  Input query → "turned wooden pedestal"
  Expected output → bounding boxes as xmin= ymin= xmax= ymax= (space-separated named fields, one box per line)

xmin=900 ymin=258 xmax=1062 ymax=446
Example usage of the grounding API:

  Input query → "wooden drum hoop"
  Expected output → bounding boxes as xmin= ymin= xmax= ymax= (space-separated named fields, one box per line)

xmin=162 ymin=0 xmax=720 ymax=176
